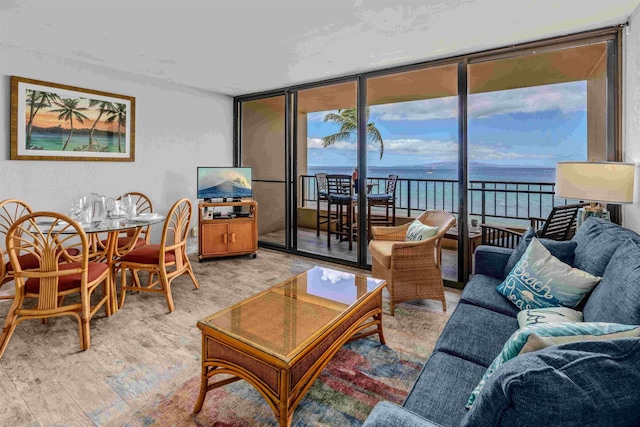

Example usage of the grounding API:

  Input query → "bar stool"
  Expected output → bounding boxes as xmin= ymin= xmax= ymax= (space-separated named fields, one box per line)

xmin=367 ymin=174 xmax=398 ymax=240
xmin=326 ymin=174 xmax=357 ymax=251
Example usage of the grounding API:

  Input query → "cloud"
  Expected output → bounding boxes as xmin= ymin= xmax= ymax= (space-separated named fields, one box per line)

xmin=371 ymin=81 xmax=586 ymax=121
xmin=309 ymin=137 xmax=555 ymax=162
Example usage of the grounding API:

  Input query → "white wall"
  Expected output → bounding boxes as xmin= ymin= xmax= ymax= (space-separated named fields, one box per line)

xmin=624 ymin=4 xmax=640 ymax=233
xmin=0 ymin=46 xmax=234 ymax=252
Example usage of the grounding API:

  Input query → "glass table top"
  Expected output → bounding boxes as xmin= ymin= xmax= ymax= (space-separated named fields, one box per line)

xmin=199 ymin=266 xmax=386 ymax=360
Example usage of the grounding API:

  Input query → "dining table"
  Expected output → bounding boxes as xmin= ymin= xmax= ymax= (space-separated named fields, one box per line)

xmin=39 ymin=213 xmax=166 ymax=313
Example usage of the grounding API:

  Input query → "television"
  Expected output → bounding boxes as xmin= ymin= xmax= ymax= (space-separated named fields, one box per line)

xmin=197 ymin=167 xmax=253 ymax=201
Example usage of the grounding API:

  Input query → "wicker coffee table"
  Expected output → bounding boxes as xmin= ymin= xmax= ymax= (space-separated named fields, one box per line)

xmin=193 ymin=266 xmax=387 ymax=426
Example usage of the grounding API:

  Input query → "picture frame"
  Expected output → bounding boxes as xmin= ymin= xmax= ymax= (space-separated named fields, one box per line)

xmin=10 ymin=76 xmax=135 ymax=161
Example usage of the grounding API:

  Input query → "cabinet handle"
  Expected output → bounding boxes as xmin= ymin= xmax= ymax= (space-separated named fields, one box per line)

xmin=231 ymin=233 xmax=236 ymax=243
xmin=223 ymin=234 xmax=228 ymax=244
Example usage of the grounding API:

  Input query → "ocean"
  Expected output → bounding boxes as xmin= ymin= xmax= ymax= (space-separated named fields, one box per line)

xmin=306 ymin=165 xmax=561 ymax=225
xmin=307 ymin=165 xmax=556 ymax=183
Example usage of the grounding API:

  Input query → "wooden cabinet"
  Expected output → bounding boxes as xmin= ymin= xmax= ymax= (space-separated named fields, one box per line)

xmin=198 ymin=200 xmax=258 ymax=261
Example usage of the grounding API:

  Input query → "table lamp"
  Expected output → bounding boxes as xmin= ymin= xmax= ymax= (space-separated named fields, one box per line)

xmin=555 ymin=161 xmax=635 ymax=212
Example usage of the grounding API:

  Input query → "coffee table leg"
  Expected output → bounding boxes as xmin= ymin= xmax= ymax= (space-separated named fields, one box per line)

xmin=374 ymin=312 xmax=386 ymax=345
xmin=193 ymin=365 xmax=209 ymax=413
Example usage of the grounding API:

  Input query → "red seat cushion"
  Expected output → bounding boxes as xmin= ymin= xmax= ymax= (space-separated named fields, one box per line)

xmin=120 ymin=244 xmax=176 ymax=264
xmin=25 ymin=262 xmax=109 ymax=293
xmin=5 ymin=248 xmax=81 ymax=273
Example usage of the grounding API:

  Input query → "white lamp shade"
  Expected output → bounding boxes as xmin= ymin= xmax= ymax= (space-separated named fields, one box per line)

xmin=555 ymin=162 xmax=635 ymax=204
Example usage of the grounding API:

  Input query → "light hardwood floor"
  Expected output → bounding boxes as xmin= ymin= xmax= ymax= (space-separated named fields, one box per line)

xmin=0 ymin=249 xmax=460 ymax=427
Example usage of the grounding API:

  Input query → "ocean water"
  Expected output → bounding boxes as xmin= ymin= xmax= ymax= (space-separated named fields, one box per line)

xmin=307 ymin=165 xmax=561 ymax=223
xmin=307 ymin=165 xmax=556 ymax=183
xmin=28 ymin=132 xmax=124 ymax=153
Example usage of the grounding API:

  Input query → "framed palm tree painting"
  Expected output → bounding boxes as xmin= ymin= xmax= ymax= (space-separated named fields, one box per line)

xmin=10 ymin=76 xmax=135 ymax=161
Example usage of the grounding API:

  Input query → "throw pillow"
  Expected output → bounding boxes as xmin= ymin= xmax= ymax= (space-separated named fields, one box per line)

xmin=496 ymin=238 xmax=601 ymax=310
xmin=405 ymin=220 xmax=438 ymax=241
xmin=517 ymin=307 xmax=583 ymax=328
xmin=503 ymin=227 xmax=577 ymax=277
xmin=466 ymin=322 xmax=640 ymax=408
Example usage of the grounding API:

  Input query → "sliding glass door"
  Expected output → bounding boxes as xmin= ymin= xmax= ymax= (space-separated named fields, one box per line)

xmin=235 ymin=28 xmax=621 ymax=284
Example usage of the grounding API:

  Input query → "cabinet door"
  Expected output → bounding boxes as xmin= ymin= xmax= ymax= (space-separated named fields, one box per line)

xmin=228 ymin=221 xmax=255 ymax=253
xmin=201 ymin=223 xmax=229 ymax=255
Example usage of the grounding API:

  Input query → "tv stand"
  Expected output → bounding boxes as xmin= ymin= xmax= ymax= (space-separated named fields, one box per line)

xmin=198 ymin=199 xmax=258 ymax=261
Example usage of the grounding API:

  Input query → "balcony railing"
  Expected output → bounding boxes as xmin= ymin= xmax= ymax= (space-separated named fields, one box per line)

xmin=300 ymin=175 xmax=574 ymax=225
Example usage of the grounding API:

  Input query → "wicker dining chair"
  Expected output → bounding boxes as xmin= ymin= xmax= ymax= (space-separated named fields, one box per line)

xmin=0 ymin=199 xmax=34 ymax=296
xmin=0 ymin=212 xmax=112 ymax=359
xmin=117 ymin=198 xmax=200 ymax=313
xmin=368 ymin=210 xmax=456 ymax=315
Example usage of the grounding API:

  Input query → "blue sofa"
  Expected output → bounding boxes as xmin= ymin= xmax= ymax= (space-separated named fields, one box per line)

xmin=363 ymin=217 xmax=640 ymax=427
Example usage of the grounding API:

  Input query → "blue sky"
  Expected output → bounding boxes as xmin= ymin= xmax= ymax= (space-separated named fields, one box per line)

xmin=306 ymin=81 xmax=587 ymax=168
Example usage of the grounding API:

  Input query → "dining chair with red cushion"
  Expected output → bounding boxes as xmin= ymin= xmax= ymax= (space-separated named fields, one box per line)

xmin=117 ymin=198 xmax=199 ymax=313
xmin=0 ymin=212 xmax=112 ymax=359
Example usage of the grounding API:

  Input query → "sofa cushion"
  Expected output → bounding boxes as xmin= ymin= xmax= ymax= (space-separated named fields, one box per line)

xmin=404 ymin=352 xmax=487 ymax=427
xmin=466 ymin=322 xmax=640 ymax=408
xmin=572 ymin=217 xmax=640 ymax=277
xmin=462 ymin=338 xmax=640 ymax=427
xmin=503 ymin=227 xmax=577 ymax=277
xmin=497 ymin=238 xmax=601 ymax=311
xmin=474 ymin=246 xmax=512 ymax=279
xmin=362 ymin=402 xmax=443 ymax=427
xmin=460 ymin=274 xmax=519 ymax=318
xmin=583 ymin=238 xmax=640 ymax=324
xmin=435 ymin=303 xmax=519 ymax=367
xmin=517 ymin=307 xmax=583 ymax=328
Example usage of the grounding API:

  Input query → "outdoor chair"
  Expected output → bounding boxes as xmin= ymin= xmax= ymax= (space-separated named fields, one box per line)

xmin=315 ymin=174 xmax=332 ymax=236
xmin=369 ymin=210 xmax=456 ymax=315
xmin=0 ymin=211 xmax=112 ymax=359
xmin=117 ymin=198 xmax=200 ymax=313
xmin=481 ymin=202 xmax=589 ymax=249
xmin=367 ymin=174 xmax=398 ymax=240
xmin=326 ymin=174 xmax=357 ymax=251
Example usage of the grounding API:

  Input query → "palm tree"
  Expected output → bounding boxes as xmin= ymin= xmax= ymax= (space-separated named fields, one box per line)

xmin=104 ymin=103 xmax=127 ymax=153
xmin=322 ymin=107 xmax=384 ymax=159
xmin=25 ymin=90 xmax=60 ymax=148
xmin=50 ymin=98 xmax=89 ymax=151
xmin=88 ymin=100 xmax=114 ymax=145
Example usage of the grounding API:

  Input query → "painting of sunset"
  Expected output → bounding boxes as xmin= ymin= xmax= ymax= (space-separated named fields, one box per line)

xmin=11 ymin=76 xmax=135 ymax=161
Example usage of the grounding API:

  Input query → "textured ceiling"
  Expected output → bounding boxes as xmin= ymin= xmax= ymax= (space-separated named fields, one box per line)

xmin=1 ymin=0 xmax=639 ymax=96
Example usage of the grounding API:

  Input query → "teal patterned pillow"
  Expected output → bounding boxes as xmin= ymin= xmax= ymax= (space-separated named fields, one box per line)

xmin=517 ymin=307 xmax=583 ymax=328
xmin=466 ymin=322 xmax=640 ymax=408
xmin=496 ymin=238 xmax=601 ymax=310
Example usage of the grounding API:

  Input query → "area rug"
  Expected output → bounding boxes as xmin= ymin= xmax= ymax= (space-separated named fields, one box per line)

xmin=117 ymin=301 xmax=449 ymax=427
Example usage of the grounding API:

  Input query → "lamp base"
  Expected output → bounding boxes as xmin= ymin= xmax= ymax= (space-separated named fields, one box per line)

xmin=584 ymin=202 xmax=604 ymax=213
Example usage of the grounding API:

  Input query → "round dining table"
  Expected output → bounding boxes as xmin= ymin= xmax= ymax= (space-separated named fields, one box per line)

xmin=41 ymin=214 xmax=166 ymax=313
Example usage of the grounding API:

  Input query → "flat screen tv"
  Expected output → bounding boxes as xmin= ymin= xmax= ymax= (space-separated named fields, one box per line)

xmin=197 ymin=167 xmax=252 ymax=200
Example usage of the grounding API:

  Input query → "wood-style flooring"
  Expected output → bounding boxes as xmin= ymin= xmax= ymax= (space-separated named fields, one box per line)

xmin=0 ymin=249 xmax=460 ymax=427
xmin=260 ymin=226 xmax=460 ymax=282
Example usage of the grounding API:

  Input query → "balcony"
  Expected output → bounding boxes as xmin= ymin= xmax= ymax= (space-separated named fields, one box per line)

xmin=257 ymin=175 xmax=576 ymax=282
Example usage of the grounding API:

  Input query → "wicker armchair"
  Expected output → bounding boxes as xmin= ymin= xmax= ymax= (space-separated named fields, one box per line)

xmin=368 ymin=210 xmax=456 ymax=315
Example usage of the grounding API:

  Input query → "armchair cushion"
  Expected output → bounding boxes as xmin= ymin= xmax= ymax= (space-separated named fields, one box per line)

xmin=368 ymin=241 xmax=395 ymax=269
xmin=362 ymin=402 xmax=443 ymax=427
xmin=503 ymin=227 xmax=577 ymax=277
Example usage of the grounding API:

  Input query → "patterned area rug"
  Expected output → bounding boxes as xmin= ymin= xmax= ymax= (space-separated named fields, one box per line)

xmin=116 ymin=301 xmax=449 ymax=427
